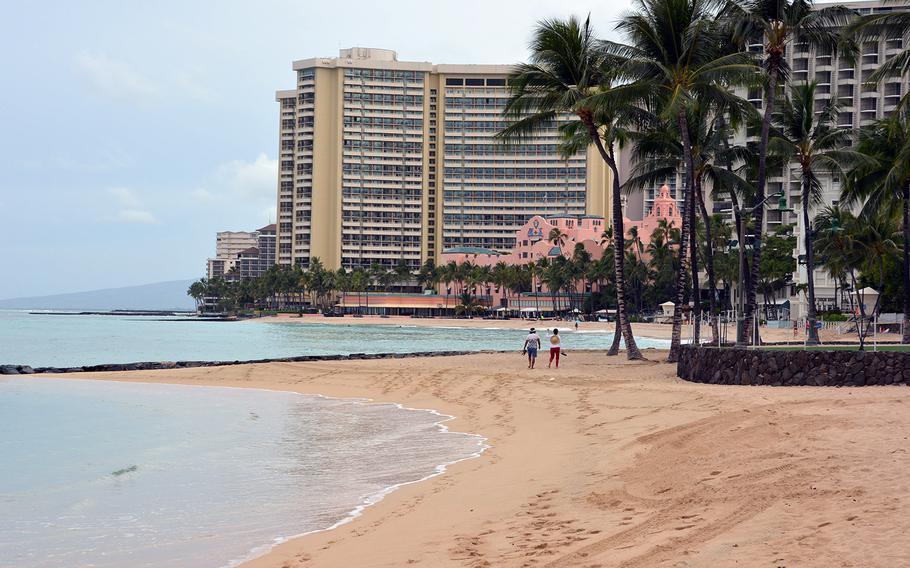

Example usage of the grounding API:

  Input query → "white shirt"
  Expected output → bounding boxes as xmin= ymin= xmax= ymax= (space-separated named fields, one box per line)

xmin=525 ymin=333 xmax=540 ymax=349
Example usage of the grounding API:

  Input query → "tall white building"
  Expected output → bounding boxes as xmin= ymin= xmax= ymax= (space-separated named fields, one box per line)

xmin=274 ymin=47 xmax=611 ymax=270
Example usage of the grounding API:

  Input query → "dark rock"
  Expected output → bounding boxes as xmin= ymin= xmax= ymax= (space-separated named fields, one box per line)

xmin=676 ymin=345 xmax=910 ymax=388
xmin=1 ymin=365 xmax=19 ymax=375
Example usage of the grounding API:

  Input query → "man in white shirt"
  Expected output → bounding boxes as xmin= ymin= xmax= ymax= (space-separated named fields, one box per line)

xmin=523 ymin=328 xmax=541 ymax=369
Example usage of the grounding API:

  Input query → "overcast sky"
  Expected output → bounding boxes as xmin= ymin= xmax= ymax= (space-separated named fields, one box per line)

xmin=0 ymin=0 xmax=634 ymax=298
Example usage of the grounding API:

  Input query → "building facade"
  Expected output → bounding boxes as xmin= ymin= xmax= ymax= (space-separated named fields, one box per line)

xmin=206 ymin=231 xmax=258 ymax=279
xmin=205 ymin=225 xmax=276 ymax=281
xmin=275 ymin=47 xmax=611 ymax=271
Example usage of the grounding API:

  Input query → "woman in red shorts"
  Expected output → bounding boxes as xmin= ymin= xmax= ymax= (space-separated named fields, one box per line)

xmin=548 ymin=328 xmax=561 ymax=368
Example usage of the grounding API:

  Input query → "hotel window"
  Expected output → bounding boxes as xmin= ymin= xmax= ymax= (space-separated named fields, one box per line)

xmin=446 ymin=78 xmax=464 ymax=86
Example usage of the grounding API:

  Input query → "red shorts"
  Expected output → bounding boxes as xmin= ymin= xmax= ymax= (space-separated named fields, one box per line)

xmin=549 ymin=347 xmax=560 ymax=366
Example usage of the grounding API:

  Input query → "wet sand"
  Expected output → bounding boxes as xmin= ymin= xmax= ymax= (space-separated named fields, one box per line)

xmin=56 ymin=350 xmax=910 ymax=567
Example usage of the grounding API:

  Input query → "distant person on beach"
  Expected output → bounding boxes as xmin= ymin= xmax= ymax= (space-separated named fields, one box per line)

xmin=548 ymin=328 xmax=561 ymax=368
xmin=523 ymin=328 xmax=541 ymax=369
xmin=574 ymin=319 xmax=579 ymax=331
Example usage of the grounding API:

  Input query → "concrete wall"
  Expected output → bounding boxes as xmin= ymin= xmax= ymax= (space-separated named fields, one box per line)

xmin=676 ymin=346 xmax=910 ymax=387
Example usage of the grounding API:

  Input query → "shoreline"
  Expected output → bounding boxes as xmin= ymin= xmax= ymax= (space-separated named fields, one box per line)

xmin=224 ymin=390 xmax=491 ymax=568
xmin=33 ymin=350 xmax=910 ymax=567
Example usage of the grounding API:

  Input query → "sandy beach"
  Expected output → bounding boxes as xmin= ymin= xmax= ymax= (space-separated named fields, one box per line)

xmin=56 ymin=349 xmax=910 ymax=567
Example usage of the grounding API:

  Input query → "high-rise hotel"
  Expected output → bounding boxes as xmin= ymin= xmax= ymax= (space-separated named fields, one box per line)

xmin=275 ymin=47 xmax=611 ymax=270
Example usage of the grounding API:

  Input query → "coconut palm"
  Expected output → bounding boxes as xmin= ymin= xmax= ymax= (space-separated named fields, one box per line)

xmin=843 ymin=112 xmax=910 ymax=343
xmin=770 ymin=81 xmax=867 ymax=344
xmin=814 ymin=205 xmax=859 ymax=315
xmin=498 ymin=15 xmax=644 ymax=359
xmin=722 ymin=0 xmax=854 ymax=343
xmin=614 ymin=0 xmax=756 ymax=360
xmin=853 ymin=214 xmax=900 ymax=348
xmin=187 ymin=279 xmax=207 ymax=311
xmin=548 ymin=228 xmax=568 ymax=250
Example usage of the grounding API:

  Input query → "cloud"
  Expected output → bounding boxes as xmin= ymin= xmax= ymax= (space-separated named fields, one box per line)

xmin=183 ymin=155 xmax=277 ymax=226
xmin=74 ymin=51 xmax=160 ymax=101
xmin=108 ymin=187 xmax=142 ymax=208
xmin=214 ymin=154 xmax=278 ymax=198
xmin=189 ymin=187 xmax=219 ymax=203
xmin=73 ymin=51 xmax=213 ymax=104
xmin=116 ymin=209 xmax=157 ymax=224
xmin=103 ymin=187 xmax=156 ymax=224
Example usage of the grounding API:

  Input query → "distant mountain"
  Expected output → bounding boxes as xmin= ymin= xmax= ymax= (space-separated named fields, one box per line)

xmin=0 ymin=280 xmax=197 ymax=311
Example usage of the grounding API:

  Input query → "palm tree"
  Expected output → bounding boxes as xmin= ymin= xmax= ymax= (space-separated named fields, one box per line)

xmin=615 ymin=0 xmax=756 ymax=360
xmin=722 ymin=0 xmax=854 ymax=344
xmin=843 ymin=113 xmax=910 ymax=343
xmin=854 ymin=214 xmax=900 ymax=347
xmin=814 ymin=206 xmax=858 ymax=314
xmin=770 ymin=81 xmax=866 ymax=344
xmin=187 ymin=279 xmax=206 ymax=312
xmin=499 ymin=15 xmax=644 ymax=358
xmin=350 ymin=268 xmax=369 ymax=314
xmin=548 ymin=228 xmax=568 ymax=250
xmin=335 ymin=268 xmax=351 ymax=313
xmin=417 ymin=259 xmax=438 ymax=292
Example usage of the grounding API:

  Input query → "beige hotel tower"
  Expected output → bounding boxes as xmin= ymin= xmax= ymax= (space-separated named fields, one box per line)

xmin=275 ymin=47 xmax=611 ymax=270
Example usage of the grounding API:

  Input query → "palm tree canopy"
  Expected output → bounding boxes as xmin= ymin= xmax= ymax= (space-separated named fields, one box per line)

xmin=769 ymin=80 xmax=868 ymax=206
xmin=610 ymin=0 xmax=756 ymax=119
xmin=723 ymin=0 xmax=856 ymax=83
xmin=843 ymin=112 xmax=910 ymax=221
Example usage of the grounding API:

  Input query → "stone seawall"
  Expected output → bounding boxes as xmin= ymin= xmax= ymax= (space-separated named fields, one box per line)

xmin=0 ymin=350 xmax=505 ymax=376
xmin=677 ymin=345 xmax=910 ymax=386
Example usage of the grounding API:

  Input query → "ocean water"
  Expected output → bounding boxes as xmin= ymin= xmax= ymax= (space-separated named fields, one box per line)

xmin=0 ymin=377 xmax=485 ymax=568
xmin=0 ymin=310 xmax=669 ymax=367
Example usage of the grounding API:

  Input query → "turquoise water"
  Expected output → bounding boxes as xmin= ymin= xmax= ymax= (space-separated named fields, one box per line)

xmin=0 ymin=310 xmax=669 ymax=367
xmin=0 ymin=377 xmax=485 ymax=568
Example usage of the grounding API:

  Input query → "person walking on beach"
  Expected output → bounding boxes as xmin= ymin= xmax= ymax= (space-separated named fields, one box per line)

xmin=548 ymin=328 xmax=561 ymax=368
xmin=523 ymin=327 xmax=541 ymax=369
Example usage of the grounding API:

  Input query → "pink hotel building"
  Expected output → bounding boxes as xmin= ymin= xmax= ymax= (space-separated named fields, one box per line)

xmin=439 ymin=184 xmax=682 ymax=268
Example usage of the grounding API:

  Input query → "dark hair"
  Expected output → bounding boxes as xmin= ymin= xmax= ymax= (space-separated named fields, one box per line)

xmin=553 ymin=328 xmax=558 ymax=334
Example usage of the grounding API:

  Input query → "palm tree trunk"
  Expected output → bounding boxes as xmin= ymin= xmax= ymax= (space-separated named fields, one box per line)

xmin=902 ymin=183 xmax=910 ymax=344
xmin=595 ymin=133 xmax=643 ymax=359
xmin=578 ymin=113 xmax=642 ymax=358
xmin=689 ymin=188 xmax=701 ymax=344
xmin=745 ymin=71 xmax=779 ymax=346
xmin=695 ymin=178 xmax=719 ymax=344
xmin=803 ymin=173 xmax=820 ymax=345
xmin=669 ymin=108 xmax=694 ymax=362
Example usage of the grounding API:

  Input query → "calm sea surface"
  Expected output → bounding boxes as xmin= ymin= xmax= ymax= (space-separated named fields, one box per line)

xmin=0 ymin=378 xmax=485 ymax=568
xmin=0 ymin=310 xmax=665 ymax=566
xmin=0 ymin=310 xmax=669 ymax=367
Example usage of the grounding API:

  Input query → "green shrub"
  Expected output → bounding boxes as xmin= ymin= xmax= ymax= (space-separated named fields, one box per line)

xmin=820 ymin=312 xmax=848 ymax=322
